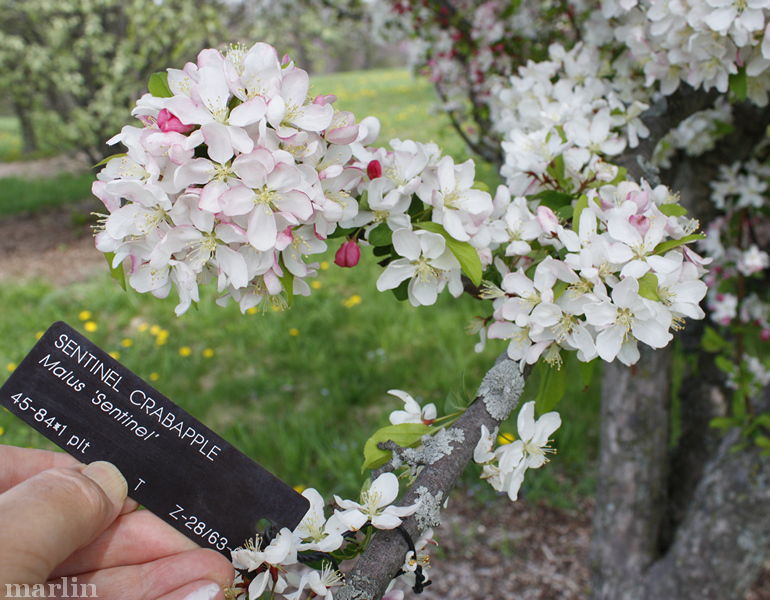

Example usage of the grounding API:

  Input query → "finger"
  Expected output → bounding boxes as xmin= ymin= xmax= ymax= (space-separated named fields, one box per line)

xmin=0 ymin=461 xmax=127 ymax=584
xmin=0 ymin=445 xmax=137 ymax=514
xmin=156 ymin=580 xmax=224 ymax=600
xmin=51 ymin=509 xmax=198 ymax=578
xmin=0 ymin=445 xmax=79 ymax=492
xmin=46 ymin=548 xmax=233 ymax=600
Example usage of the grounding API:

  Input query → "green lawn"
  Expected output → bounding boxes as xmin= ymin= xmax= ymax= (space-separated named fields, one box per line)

xmin=0 ymin=69 xmax=597 ymax=504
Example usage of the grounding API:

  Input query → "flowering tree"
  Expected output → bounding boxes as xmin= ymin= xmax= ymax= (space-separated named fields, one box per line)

xmin=87 ymin=22 xmax=764 ymax=595
xmin=0 ymin=0 xmax=225 ymax=163
xmin=368 ymin=1 xmax=770 ymax=598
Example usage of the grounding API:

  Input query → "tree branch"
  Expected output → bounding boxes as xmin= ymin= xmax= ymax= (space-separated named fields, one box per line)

xmin=336 ymin=355 xmax=527 ymax=600
xmin=615 ymin=86 xmax=718 ymax=181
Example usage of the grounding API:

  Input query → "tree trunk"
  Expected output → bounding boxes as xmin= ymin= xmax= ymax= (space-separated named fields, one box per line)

xmin=590 ymin=346 xmax=672 ymax=600
xmin=641 ymin=426 xmax=770 ymax=599
xmin=12 ymin=100 xmax=38 ymax=155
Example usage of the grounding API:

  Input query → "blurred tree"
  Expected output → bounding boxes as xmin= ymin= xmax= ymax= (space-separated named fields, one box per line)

xmin=0 ymin=0 xmax=226 ymax=162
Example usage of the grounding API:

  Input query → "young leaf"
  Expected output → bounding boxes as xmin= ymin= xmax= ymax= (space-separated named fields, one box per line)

xmin=368 ymin=223 xmax=393 ymax=247
xmin=532 ymin=189 xmax=573 ymax=210
xmin=701 ymin=326 xmax=729 ymax=353
xmin=362 ymin=423 xmax=430 ymax=471
xmin=534 ymin=361 xmax=567 ymax=414
xmin=637 ymin=272 xmax=661 ymax=301
xmin=653 ymin=233 xmax=705 ymax=255
xmin=148 ymin=72 xmax=173 ymax=98
xmin=415 ymin=222 xmax=483 ymax=286
xmin=573 ymin=195 xmax=589 ymax=234
xmin=92 ymin=153 xmax=126 ymax=169
xmin=103 ymin=252 xmax=126 ymax=290
xmin=729 ymin=68 xmax=748 ymax=101
xmin=658 ymin=203 xmax=688 ymax=217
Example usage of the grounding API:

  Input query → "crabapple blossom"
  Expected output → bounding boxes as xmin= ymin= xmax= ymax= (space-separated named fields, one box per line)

xmin=387 ymin=389 xmax=437 ymax=425
xmin=333 ymin=472 xmax=419 ymax=530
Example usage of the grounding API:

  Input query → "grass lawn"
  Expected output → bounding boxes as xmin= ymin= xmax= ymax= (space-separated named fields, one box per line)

xmin=0 ymin=69 xmax=598 ymax=505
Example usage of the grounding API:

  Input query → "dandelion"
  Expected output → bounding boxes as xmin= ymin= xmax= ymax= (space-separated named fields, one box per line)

xmin=202 ymin=348 xmax=215 ymax=358
xmin=179 ymin=346 xmax=192 ymax=357
xmin=293 ymin=484 xmax=306 ymax=493
xmin=155 ymin=330 xmax=169 ymax=346
xmin=34 ymin=331 xmax=44 ymax=340
xmin=149 ymin=325 xmax=161 ymax=335
xmin=343 ymin=294 xmax=362 ymax=308
xmin=121 ymin=338 xmax=133 ymax=348
xmin=498 ymin=432 xmax=515 ymax=445
xmin=289 ymin=327 xmax=300 ymax=337
xmin=109 ymin=351 xmax=121 ymax=360
xmin=149 ymin=372 xmax=160 ymax=382
xmin=247 ymin=307 xmax=258 ymax=315
xmin=6 ymin=363 xmax=16 ymax=373
xmin=0 ymin=426 xmax=5 ymax=436
xmin=311 ymin=280 xmax=322 ymax=290
xmin=78 ymin=310 xmax=92 ymax=321
xmin=138 ymin=323 xmax=149 ymax=333
xmin=320 ymin=261 xmax=330 ymax=271
xmin=84 ymin=321 xmax=98 ymax=333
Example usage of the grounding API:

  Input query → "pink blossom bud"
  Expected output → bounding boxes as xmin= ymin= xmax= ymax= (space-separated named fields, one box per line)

xmin=536 ymin=206 xmax=558 ymax=234
xmin=761 ymin=329 xmax=770 ymax=342
xmin=157 ymin=109 xmax=194 ymax=134
xmin=334 ymin=239 xmax=361 ymax=268
xmin=629 ymin=214 xmax=651 ymax=236
xmin=367 ymin=160 xmax=383 ymax=180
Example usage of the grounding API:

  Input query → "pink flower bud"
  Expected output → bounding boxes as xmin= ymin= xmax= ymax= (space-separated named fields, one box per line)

xmin=761 ymin=329 xmax=770 ymax=342
xmin=367 ymin=160 xmax=383 ymax=180
xmin=157 ymin=109 xmax=194 ymax=134
xmin=536 ymin=206 xmax=558 ymax=234
xmin=334 ymin=239 xmax=361 ymax=268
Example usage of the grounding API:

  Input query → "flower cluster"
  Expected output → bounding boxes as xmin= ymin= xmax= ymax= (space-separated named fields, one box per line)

xmin=474 ymin=401 xmax=561 ymax=500
xmin=483 ymin=180 xmax=708 ymax=367
xmin=93 ymin=42 xmax=498 ymax=315
xmin=230 ymin=472 xmax=419 ymax=599
xmin=491 ymin=41 xmax=649 ymax=197
xmin=697 ymin=159 xmax=770 ymax=401
xmin=604 ymin=0 xmax=770 ymax=103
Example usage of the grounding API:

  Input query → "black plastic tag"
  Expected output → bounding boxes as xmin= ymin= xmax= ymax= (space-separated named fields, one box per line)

xmin=0 ymin=321 xmax=309 ymax=555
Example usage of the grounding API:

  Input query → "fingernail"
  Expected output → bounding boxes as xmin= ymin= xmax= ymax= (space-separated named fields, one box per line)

xmin=82 ymin=461 xmax=128 ymax=506
xmin=183 ymin=582 xmax=221 ymax=600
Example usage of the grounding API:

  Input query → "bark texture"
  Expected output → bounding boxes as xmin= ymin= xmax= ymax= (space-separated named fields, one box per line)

xmin=336 ymin=357 xmax=526 ymax=600
xmin=643 ymin=428 xmax=770 ymax=599
xmin=590 ymin=346 xmax=672 ymax=600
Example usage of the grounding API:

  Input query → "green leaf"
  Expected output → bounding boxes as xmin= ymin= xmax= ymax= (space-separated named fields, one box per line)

xmin=653 ymin=234 xmax=705 ymax=255
xmin=92 ymin=153 xmax=126 ymax=169
xmin=279 ymin=268 xmax=294 ymax=307
xmin=328 ymin=226 xmax=356 ymax=239
xmin=710 ymin=416 xmax=738 ymax=430
xmin=362 ymin=423 xmax=431 ymax=471
xmin=415 ymin=222 xmax=483 ymax=286
xmin=702 ymin=326 xmax=729 ymax=353
xmin=103 ymin=252 xmax=126 ymax=290
xmin=148 ymin=72 xmax=173 ymax=98
xmin=715 ymin=355 xmax=735 ymax=375
xmin=532 ymin=190 xmax=573 ymax=211
xmin=755 ymin=434 xmax=770 ymax=449
xmin=658 ymin=203 xmax=688 ymax=217
xmin=534 ymin=361 xmax=567 ymax=414
xmin=579 ymin=358 xmax=598 ymax=389
xmin=391 ymin=278 xmax=409 ymax=302
xmin=573 ymin=195 xmax=589 ymax=233
xmin=729 ymin=68 xmax=748 ymax=101
xmin=368 ymin=223 xmax=392 ymax=247
xmin=637 ymin=272 xmax=660 ymax=301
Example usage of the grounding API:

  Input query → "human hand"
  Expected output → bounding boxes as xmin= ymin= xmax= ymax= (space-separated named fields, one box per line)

xmin=0 ymin=445 xmax=234 ymax=600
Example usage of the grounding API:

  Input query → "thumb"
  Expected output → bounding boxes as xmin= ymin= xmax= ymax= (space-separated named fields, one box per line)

xmin=0 ymin=461 xmax=127 ymax=586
